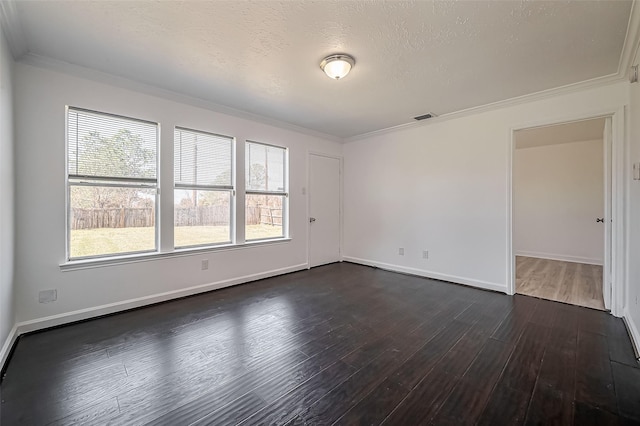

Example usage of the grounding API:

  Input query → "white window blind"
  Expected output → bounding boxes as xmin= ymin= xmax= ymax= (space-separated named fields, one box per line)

xmin=68 ymin=109 xmax=157 ymax=181
xmin=174 ymin=128 xmax=233 ymax=188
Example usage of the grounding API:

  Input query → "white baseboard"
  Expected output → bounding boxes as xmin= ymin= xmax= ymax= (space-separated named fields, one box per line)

xmin=13 ymin=263 xmax=308 ymax=336
xmin=1 ymin=325 xmax=19 ymax=373
xmin=624 ymin=310 xmax=640 ymax=360
xmin=342 ymin=256 xmax=507 ymax=294
xmin=515 ymin=250 xmax=603 ymax=266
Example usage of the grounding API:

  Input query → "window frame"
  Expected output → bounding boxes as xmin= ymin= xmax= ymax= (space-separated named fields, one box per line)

xmin=245 ymin=140 xmax=289 ymax=242
xmin=65 ymin=106 xmax=160 ymax=261
xmin=173 ymin=126 xmax=236 ymax=249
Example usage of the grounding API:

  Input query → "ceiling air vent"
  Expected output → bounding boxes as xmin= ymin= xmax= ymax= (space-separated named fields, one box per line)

xmin=414 ymin=113 xmax=437 ymax=121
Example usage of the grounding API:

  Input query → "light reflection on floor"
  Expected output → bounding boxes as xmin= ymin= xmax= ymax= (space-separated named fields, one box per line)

xmin=10 ymin=286 xmax=302 ymax=423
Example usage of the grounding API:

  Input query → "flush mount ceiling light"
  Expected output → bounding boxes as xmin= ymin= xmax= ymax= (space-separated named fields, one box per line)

xmin=320 ymin=54 xmax=355 ymax=80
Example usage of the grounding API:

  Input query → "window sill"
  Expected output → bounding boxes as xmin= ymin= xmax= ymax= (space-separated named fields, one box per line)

xmin=59 ymin=238 xmax=292 ymax=271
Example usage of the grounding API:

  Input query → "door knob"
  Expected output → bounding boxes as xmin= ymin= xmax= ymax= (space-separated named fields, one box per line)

xmin=309 ymin=217 xmax=316 ymax=223
xmin=596 ymin=218 xmax=604 ymax=223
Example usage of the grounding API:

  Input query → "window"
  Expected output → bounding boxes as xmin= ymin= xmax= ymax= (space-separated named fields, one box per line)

xmin=67 ymin=108 xmax=158 ymax=259
xmin=174 ymin=127 xmax=234 ymax=248
xmin=64 ymin=108 xmax=291 ymax=266
xmin=245 ymin=141 xmax=288 ymax=240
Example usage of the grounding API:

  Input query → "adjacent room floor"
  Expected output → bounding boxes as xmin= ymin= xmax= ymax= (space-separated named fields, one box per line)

xmin=1 ymin=262 xmax=638 ymax=425
xmin=516 ymin=256 xmax=605 ymax=310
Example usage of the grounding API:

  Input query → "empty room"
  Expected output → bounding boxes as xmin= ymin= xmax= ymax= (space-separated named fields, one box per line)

xmin=1 ymin=1 xmax=640 ymax=425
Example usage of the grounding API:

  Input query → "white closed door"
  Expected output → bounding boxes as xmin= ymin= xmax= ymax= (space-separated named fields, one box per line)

xmin=309 ymin=154 xmax=341 ymax=267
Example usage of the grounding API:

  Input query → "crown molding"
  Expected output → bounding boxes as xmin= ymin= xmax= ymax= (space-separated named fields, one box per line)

xmin=0 ymin=0 xmax=27 ymax=59
xmin=618 ymin=0 xmax=640 ymax=75
xmin=18 ymin=53 xmax=343 ymax=144
xmin=343 ymin=73 xmax=626 ymax=143
xmin=343 ymin=1 xmax=640 ymax=143
xmin=17 ymin=50 xmax=633 ymax=145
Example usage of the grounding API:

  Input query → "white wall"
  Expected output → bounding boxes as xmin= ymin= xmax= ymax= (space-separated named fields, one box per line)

xmin=343 ymin=82 xmax=629 ymax=294
xmin=514 ymin=139 xmax=604 ymax=265
xmin=0 ymin=24 xmax=16 ymax=366
xmin=627 ymin=51 xmax=640 ymax=349
xmin=13 ymin=62 xmax=342 ymax=327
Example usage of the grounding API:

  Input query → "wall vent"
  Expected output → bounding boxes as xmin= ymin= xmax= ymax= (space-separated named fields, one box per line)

xmin=414 ymin=113 xmax=437 ymax=121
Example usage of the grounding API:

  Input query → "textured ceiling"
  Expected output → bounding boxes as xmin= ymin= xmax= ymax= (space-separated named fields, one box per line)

xmin=6 ymin=0 xmax=634 ymax=138
xmin=515 ymin=118 xmax=606 ymax=150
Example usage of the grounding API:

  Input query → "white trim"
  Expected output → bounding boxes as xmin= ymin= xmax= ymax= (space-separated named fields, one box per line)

xmin=624 ymin=102 xmax=632 ymax=333
xmin=59 ymin=238 xmax=292 ymax=271
xmin=339 ymin=156 xmax=344 ymax=263
xmin=11 ymin=54 xmax=637 ymax=146
xmin=346 ymin=0 xmax=639 ymax=143
xmin=12 ymin=55 xmax=635 ymax=147
xmin=17 ymin=263 xmax=308 ymax=335
xmin=0 ymin=325 xmax=19 ymax=373
xmin=514 ymin=251 xmax=603 ymax=266
xmin=623 ymin=310 xmax=640 ymax=360
xmin=507 ymin=107 xmax=627 ymax=317
xmin=344 ymin=78 xmax=625 ymax=143
xmin=342 ymin=256 xmax=507 ymax=294
xmin=603 ymin=117 xmax=613 ymax=310
xmin=619 ymin=0 xmax=640 ymax=78
xmin=507 ymin=131 xmax=515 ymax=296
xmin=18 ymin=53 xmax=342 ymax=144
xmin=611 ymin=107 xmax=626 ymax=317
xmin=305 ymin=149 xmax=311 ymax=269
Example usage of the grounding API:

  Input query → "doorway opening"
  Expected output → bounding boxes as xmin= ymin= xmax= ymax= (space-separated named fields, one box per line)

xmin=511 ymin=117 xmax=612 ymax=311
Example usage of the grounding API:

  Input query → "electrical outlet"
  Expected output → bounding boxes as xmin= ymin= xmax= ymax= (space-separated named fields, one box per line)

xmin=398 ymin=248 xmax=404 ymax=256
xmin=39 ymin=289 xmax=57 ymax=304
xmin=201 ymin=259 xmax=209 ymax=270
xmin=423 ymin=250 xmax=429 ymax=259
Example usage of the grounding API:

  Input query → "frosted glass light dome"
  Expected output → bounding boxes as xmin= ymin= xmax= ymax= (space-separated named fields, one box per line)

xmin=320 ymin=54 xmax=355 ymax=80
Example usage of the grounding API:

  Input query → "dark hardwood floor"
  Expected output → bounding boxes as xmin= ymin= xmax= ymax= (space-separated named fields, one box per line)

xmin=1 ymin=262 xmax=639 ymax=425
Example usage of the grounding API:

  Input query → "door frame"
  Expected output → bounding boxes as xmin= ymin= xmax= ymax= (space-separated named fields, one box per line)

xmin=307 ymin=151 xmax=344 ymax=269
xmin=603 ymin=117 xmax=613 ymax=310
xmin=506 ymin=106 xmax=626 ymax=317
